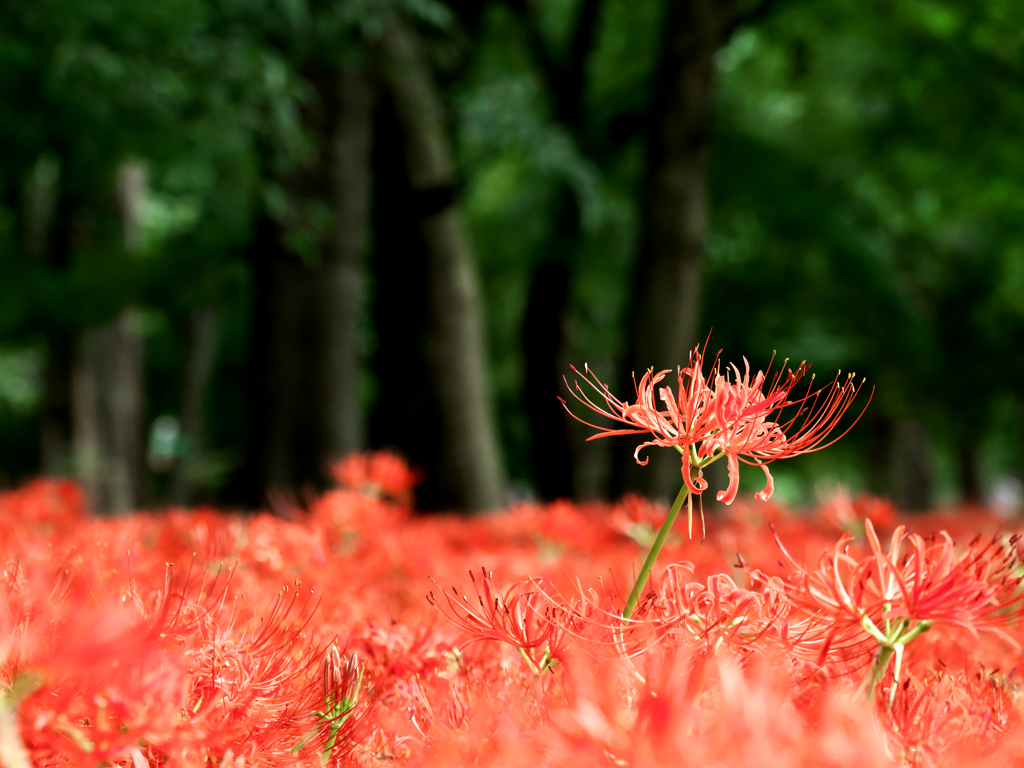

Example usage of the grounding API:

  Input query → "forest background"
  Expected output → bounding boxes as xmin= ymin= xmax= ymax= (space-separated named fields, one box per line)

xmin=1 ymin=0 xmax=1022 ymax=516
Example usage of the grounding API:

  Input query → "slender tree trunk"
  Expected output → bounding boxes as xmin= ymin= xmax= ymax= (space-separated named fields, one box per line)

xmin=38 ymin=171 xmax=75 ymax=475
xmin=260 ymin=252 xmax=319 ymax=493
xmin=509 ymin=0 xmax=606 ymax=501
xmin=958 ymin=442 xmax=982 ymax=505
xmin=866 ymin=413 xmax=894 ymax=496
xmin=523 ymin=261 xmax=573 ymax=500
xmin=890 ymin=418 xmax=933 ymax=512
xmin=376 ymin=19 xmax=505 ymax=511
xmin=73 ymin=309 xmax=145 ymax=513
xmin=71 ymin=334 xmax=100 ymax=500
xmin=71 ymin=161 xmax=148 ymax=513
xmin=617 ymin=0 xmax=737 ymax=501
xmin=41 ymin=332 xmax=73 ymax=475
xmin=170 ymin=306 xmax=219 ymax=505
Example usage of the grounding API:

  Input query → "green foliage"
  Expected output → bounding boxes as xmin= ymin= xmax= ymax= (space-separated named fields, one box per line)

xmin=706 ymin=0 xmax=1024 ymax=490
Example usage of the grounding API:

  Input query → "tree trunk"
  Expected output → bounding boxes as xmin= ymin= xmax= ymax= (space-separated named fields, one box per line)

xmin=890 ymin=418 xmax=933 ymax=512
xmin=522 ymin=261 xmax=573 ymax=500
xmin=958 ymin=442 xmax=982 ymax=505
xmin=376 ymin=19 xmax=505 ymax=511
xmin=170 ymin=306 xmax=219 ymax=505
xmin=259 ymin=251 xmax=320 ymax=494
xmin=38 ymin=169 xmax=75 ymax=475
xmin=510 ymin=0 xmax=607 ymax=502
xmin=866 ymin=413 xmax=894 ymax=496
xmin=320 ymin=66 xmax=373 ymax=461
xmin=617 ymin=0 xmax=737 ymax=501
xmin=245 ymin=63 xmax=374 ymax=504
xmin=367 ymin=93 xmax=448 ymax=508
xmin=41 ymin=331 xmax=73 ymax=475
xmin=73 ymin=309 xmax=145 ymax=513
xmin=71 ymin=161 xmax=148 ymax=514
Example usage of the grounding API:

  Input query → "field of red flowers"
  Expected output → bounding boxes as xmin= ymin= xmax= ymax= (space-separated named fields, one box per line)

xmin=2 ymin=452 xmax=1023 ymax=768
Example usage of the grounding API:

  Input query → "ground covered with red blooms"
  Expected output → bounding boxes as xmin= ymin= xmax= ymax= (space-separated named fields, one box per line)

xmin=3 ymin=453 xmax=1024 ymax=767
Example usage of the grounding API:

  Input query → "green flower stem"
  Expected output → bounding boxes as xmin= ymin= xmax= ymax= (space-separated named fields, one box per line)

xmin=868 ymin=644 xmax=897 ymax=699
xmin=623 ymin=482 xmax=690 ymax=621
xmin=864 ymin=617 xmax=934 ymax=701
xmin=517 ymin=646 xmax=540 ymax=675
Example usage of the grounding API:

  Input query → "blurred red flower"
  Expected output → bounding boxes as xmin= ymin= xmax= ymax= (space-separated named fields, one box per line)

xmin=331 ymin=451 xmax=423 ymax=505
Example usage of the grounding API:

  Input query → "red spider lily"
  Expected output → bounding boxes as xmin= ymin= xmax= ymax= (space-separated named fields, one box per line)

xmin=331 ymin=451 xmax=423 ymax=505
xmin=761 ymin=520 xmax=1024 ymax=702
xmin=773 ymin=522 xmax=1024 ymax=642
xmin=872 ymin=661 xmax=1023 ymax=767
xmin=562 ymin=343 xmax=870 ymax=505
xmin=427 ymin=569 xmax=577 ymax=673
xmin=638 ymin=566 xmax=792 ymax=656
xmin=10 ymin=467 xmax=1024 ymax=766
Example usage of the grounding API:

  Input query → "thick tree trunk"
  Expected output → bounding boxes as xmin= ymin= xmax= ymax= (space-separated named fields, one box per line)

xmin=366 ymin=94 xmax=448 ymax=507
xmin=617 ymin=0 xmax=737 ymax=501
xmin=246 ymin=63 xmax=374 ymax=504
xmin=320 ymin=67 xmax=373 ymax=461
xmin=376 ymin=19 xmax=505 ymax=511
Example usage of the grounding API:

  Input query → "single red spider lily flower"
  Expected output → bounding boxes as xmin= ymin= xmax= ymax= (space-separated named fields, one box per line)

xmin=562 ymin=343 xmax=871 ymax=505
xmin=427 ymin=569 xmax=574 ymax=673
xmin=766 ymin=520 xmax=1024 ymax=700
xmin=640 ymin=567 xmax=792 ymax=656
xmin=860 ymin=521 xmax=1024 ymax=636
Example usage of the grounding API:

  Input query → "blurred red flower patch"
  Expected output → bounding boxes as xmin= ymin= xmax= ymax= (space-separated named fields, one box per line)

xmin=2 ymin=462 xmax=1024 ymax=767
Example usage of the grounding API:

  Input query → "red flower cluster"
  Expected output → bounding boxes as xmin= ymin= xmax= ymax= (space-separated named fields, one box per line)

xmin=2 ymin=460 xmax=1024 ymax=768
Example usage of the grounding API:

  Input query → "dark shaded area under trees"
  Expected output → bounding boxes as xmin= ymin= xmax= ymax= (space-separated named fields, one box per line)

xmin=1 ymin=0 xmax=1023 ymax=514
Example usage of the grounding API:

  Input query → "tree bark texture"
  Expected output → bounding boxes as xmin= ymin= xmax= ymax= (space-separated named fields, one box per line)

xmin=246 ymin=63 xmax=373 ymax=503
xmin=376 ymin=19 xmax=505 ymax=511
xmin=618 ymin=0 xmax=737 ymax=501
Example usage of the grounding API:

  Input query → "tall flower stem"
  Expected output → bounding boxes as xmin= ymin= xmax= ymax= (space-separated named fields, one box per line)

xmin=623 ymin=481 xmax=690 ymax=620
